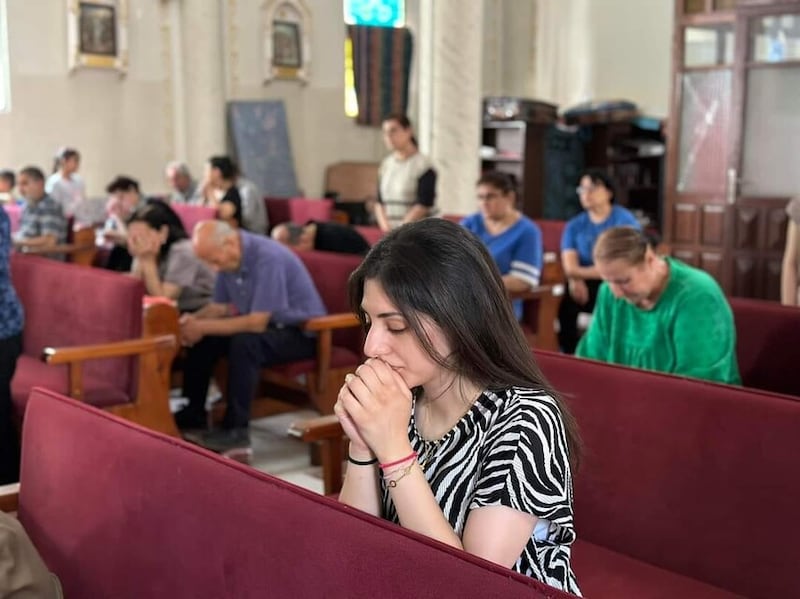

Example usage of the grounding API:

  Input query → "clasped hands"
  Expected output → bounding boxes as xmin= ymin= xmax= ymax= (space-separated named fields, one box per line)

xmin=179 ymin=314 xmax=204 ymax=347
xmin=334 ymin=358 xmax=414 ymax=462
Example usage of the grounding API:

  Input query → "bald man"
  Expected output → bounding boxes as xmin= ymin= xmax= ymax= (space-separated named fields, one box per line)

xmin=177 ymin=220 xmax=326 ymax=452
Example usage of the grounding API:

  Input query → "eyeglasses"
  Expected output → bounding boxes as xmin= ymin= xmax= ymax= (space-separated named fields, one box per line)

xmin=575 ymin=185 xmax=597 ymax=195
xmin=477 ymin=192 xmax=502 ymax=201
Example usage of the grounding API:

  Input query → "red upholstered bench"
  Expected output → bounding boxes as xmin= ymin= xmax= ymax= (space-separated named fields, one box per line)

xmin=0 ymin=388 xmax=575 ymax=599
xmin=534 ymin=350 xmax=800 ymax=599
xmin=10 ymin=254 xmax=177 ymax=435
xmin=728 ymin=297 xmax=800 ymax=397
xmin=265 ymin=197 xmax=334 ymax=229
xmin=170 ymin=203 xmax=217 ymax=235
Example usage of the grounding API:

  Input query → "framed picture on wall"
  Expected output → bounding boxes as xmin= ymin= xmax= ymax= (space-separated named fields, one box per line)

xmin=263 ymin=0 xmax=312 ymax=83
xmin=67 ymin=0 xmax=129 ymax=74
xmin=272 ymin=21 xmax=302 ymax=68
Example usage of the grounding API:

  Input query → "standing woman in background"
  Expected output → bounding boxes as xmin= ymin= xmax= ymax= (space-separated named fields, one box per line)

xmin=781 ymin=196 xmax=800 ymax=306
xmin=0 ymin=205 xmax=24 ymax=484
xmin=558 ymin=169 xmax=639 ymax=354
xmin=374 ymin=114 xmax=437 ymax=233
xmin=46 ymin=147 xmax=87 ymax=222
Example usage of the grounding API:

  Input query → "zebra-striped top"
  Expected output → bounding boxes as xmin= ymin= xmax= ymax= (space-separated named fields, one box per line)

xmin=381 ymin=387 xmax=580 ymax=595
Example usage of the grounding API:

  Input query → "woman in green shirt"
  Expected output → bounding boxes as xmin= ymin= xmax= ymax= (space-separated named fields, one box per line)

xmin=576 ymin=226 xmax=741 ymax=385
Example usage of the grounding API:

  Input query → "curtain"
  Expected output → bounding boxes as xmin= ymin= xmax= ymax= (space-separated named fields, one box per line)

xmin=348 ymin=25 xmax=413 ymax=127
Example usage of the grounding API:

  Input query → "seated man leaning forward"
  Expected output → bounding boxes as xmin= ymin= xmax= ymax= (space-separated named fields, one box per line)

xmin=177 ymin=220 xmax=327 ymax=452
xmin=271 ymin=221 xmax=371 ymax=255
xmin=13 ymin=166 xmax=68 ymax=258
xmin=577 ymin=226 xmax=741 ymax=385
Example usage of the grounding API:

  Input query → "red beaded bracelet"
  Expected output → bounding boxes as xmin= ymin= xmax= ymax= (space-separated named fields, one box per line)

xmin=379 ymin=452 xmax=417 ymax=470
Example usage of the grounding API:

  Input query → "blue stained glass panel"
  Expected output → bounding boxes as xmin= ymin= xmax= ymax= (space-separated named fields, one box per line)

xmin=344 ymin=0 xmax=405 ymax=28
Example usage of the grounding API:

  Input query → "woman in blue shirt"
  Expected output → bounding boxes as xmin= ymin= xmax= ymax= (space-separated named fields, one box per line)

xmin=461 ymin=172 xmax=542 ymax=319
xmin=558 ymin=169 xmax=639 ymax=353
xmin=0 ymin=206 xmax=24 ymax=484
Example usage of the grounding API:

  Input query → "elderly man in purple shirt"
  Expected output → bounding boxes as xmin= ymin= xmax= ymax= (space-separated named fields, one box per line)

xmin=177 ymin=220 xmax=327 ymax=452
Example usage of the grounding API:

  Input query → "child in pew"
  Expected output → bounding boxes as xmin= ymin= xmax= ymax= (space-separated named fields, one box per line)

xmin=335 ymin=219 xmax=582 ymax=595
xmin=577 ymin=226 xmax=741 ymax=385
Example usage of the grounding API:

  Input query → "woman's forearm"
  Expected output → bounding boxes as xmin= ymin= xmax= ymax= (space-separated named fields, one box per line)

xmin=337 ymin=444 xmax=382 ymax=517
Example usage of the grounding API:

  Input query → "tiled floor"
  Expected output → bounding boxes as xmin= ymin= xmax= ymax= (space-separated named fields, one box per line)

xmin=246 ymin=409 xmax=326 ymax=495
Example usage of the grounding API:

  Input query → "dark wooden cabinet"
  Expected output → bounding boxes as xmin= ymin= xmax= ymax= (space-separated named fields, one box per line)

xmin=583 ymin=121 xmax=666 ymax=234
xmin=481 ymin=119 xmax=553 ymax=219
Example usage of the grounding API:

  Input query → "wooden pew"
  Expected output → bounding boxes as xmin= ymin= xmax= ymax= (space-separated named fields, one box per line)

xmin=0 ymin=388 xmax=570 ymax=599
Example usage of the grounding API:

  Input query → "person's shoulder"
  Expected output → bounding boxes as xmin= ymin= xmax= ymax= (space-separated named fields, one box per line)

xmin=565 ymin=210 xmax=588 ymax=228
xmin=486 ymin=386 xmax=563 ymax=431
xmin=610 ymin=205 xmax=639 ymax=224
xmin=668 ymin=258 xmax=726 ymax=301
xmin=460 ymin=212 xmax=482 ymax=230
xmin=517 ymin=215 xmax=541 ymax=235
xmin=411 ymin=152 xmax=435 ymax=170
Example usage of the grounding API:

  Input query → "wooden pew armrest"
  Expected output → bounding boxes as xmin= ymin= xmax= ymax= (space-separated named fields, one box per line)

xmin=302 ymin=313 xmax=361 ymax=332
xmin=42 ymin=335 xmax=177 ymax=402
xmin=42 ymin=335 xmax=176 ymax=364
xmin=288 ymin=414 xmax=344 ymax=443
xmin=0 ymin=483 xmax=20 ymax=513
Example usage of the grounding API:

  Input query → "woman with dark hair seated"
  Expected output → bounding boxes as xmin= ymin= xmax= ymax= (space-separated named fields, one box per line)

xmin=335 ymin=219 xmax=581 ymax=595
xmin=461 ymin=171 xmax=542 ymax=319
xmin=200 ymin=156 xmax=243 ymax=230
xmin=127 ymin=201 xmax=215 ymax=312
xmin=558 ymin=169 xmax=639 ymax=353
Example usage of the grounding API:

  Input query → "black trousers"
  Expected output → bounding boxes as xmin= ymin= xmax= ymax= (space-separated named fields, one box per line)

xmin=0 ymin=333 xmax=22 ymax=485
xmin=181 ymin=326 xmax=316 ymax=429
xmin=557 ymin=279 xmax=601 ymax=354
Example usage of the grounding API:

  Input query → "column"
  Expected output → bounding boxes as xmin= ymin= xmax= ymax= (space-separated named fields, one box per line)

xmin=180 ymin=0 xmax=226 ymax=174
xmin=418 ymin=0 xmax=484 ymax=217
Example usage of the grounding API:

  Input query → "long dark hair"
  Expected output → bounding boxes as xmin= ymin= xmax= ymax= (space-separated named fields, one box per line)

xmin=349 ymin=219 xmax=581 ymax=466
xmin=127 ymin=200 xmax=188 ymax=262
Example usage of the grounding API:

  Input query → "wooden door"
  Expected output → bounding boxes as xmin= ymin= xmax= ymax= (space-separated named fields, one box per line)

xmin=728 ymin=2 xmax=800 ymax=299
xmin=665 ymin=0 xmax=800 ymax=299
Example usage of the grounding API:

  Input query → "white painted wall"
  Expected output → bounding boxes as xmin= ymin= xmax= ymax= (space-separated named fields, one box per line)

xmin=0 ymin=0 xmax=171 ymax=197
xmin=586 ymin=0 xmax=674 ymax=117
xmin=0 ymin=0 xmax=674 ymax=200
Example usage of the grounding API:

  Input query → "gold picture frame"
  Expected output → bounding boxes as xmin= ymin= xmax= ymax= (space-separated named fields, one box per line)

xmin=262 ymin=0 xmax=312 ymax=83
xmin=67 ymin=0 xmax=128 ymax=74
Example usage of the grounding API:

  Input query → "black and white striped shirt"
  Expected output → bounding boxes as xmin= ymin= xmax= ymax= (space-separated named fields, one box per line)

xmin=381 ymin=387 xmax=580 ymax=595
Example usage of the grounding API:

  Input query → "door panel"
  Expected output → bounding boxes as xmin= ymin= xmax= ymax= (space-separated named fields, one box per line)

xmin=672 ymin=203 xmax=700 ymax=243
xmin=741 ymin=66 xmax=800 ymax=197
xmin=701 ymin=205 xmax=726 ymax=245
xmin=676 ymin=70 xmax=733 ymax=193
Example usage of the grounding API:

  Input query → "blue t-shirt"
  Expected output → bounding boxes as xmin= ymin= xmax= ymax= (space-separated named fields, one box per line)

xmin=461 ymin=213 xmax=543 ymax=319
xmin=0 ymin=207 xmax=24 ymax=339
xmin=213 ymin=231 xmax=327 ymax=325
xmin=560 ymin=205 xmax=640 ymax=266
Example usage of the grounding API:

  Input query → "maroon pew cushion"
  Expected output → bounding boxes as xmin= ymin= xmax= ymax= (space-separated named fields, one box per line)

xmin=11 ymin=356 xmax=129 ymax=412
xmin=353 ymin=225 xmax=383 ymax=247
xmin=170 ymin=204 xmax=216 ymax=235
xmin=534 ymin=219 xmax=565 ymax=254
xmin=728 ymin=297 xmax=800 ymax=396
xmin=535 ymin=350 xmax=800 ymax=599
xmin=572 ymin=541 xmax=739 ymax=599
xmin=10 ymin=254 xmax=144 ymax=410
xmin=295 ymin=250 xmax=363 ymax=355
xmin=18 ymin=388 xmax=574 ymax=599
